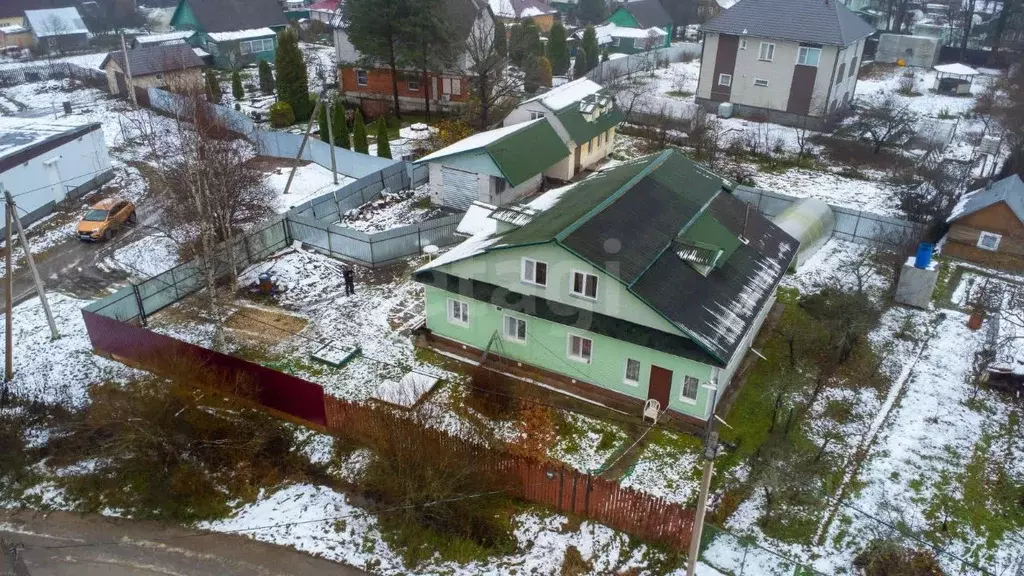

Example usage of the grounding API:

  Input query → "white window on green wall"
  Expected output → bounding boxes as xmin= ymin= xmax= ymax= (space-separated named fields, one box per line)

xmin=681 ymin=376 xmax=700 ymax=402
xmin=624 ymin=358 xmax=641 ymax=385
xmin=570 ymin=270 xmax=598 ymax=300
xmin=522 ymin=258 xmax=548 ymax=286
xmin=503 ymin=315 xmax=527 ymax=343
xmin=567 ymin=334 xmax=593 ymax=364
xmin=447 ymin=298 xmax=468 ymax=325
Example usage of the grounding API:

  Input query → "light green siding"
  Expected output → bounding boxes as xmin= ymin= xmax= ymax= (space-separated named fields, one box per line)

xmin=606 ymin=8 xmax=641 ymax=27
xmin=425 ymin=285 xmax=714 ymax=418
xmin=439 ymin=243 xmax=686 ymax=336
xmin=432 ymin=151 xmax=502 ymax=178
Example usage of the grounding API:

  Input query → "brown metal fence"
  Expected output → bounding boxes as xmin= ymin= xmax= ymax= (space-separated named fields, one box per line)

xmin=323 ymin=396 xmax=695 ymax=549
xmin=81 ymin=306 xmax=695 ymax=549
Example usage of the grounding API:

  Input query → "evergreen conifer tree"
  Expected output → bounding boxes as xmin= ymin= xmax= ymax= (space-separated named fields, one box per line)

xmin=546 ymin=22 xmax=570 ymax=76
xmin=333 ymin=102 xmax=349 ymax=148
xmin=318 ymin=98 xmax=329 ymax=141
xmin=573 ymin=48 xmax=588 ymax=79
xmin=353 ymin=110 xmax=369 ymax=154
xmin=275 ymin=29 xmax=311 ymax=121
xmin=375 ymin=117 xmax=391 ymax=159
xmin=231 ymin=70 xmax=243 ymax=100
xmin=582 ymin=26 xmax=600 ymax=72
xmin=258 ymin=60 xmax=275 ymax=94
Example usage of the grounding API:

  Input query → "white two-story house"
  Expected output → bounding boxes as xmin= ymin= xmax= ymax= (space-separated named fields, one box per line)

xmin=696 ymin=0 xmax=875 ymax=128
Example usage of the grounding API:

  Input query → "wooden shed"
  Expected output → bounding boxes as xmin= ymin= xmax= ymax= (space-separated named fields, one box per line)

xmin=943 ymin=175 xmax=1024 ymax=270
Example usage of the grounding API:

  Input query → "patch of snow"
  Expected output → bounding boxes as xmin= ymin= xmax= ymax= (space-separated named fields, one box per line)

xmin=416 ymin=118 xmax=545 ymax=163
xmin=110 ymin=233 xmax=180 ymax=279
xmin=523 ymin=77 xmax=605 ymax=111
xmin=263 ymin=162 xmax=354 ymax=214
xmin=207 ymin=28 xmax=276 ymax=42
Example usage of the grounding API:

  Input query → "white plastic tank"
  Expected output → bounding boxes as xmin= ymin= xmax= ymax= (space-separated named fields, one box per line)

xmin=772 ymin=197 xmax=835 ymax=271
xmin=717 ymin=102 xmax=734 ymax=118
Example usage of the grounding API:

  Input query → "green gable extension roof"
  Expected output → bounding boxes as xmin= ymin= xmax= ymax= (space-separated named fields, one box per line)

xmin=416 ymin=150 xmax=799 ymax=366
xmin=555 ymin=102 xmax=623 ymax=146
xmin=415 ymin=118 xmax=569 ymax=187
xmin=606 ymin=0 xmax=672 ymax=29
xmin=171 ymin=0 xmax=287 ymax=33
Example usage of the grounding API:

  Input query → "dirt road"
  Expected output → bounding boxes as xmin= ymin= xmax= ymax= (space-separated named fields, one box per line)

xmin=1 ymin=509 xmax=367 ymax=576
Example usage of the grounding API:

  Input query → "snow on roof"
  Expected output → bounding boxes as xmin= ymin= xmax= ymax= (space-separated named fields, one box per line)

xmin=133 ymin=30 xmax=195 ymax=45
xmin=193 ymin=47 xmax=210 ymax=57
xmin=416 ymin=118 xmax=545 ymax=163
xmin=207 ymin=27 xmax=276 ymax=42
xmin=522 ymin=77 xmax=605 ymax=111
xmin=521 ymin=6 xmax=555 ymax=16
xmin=456 ymin=201 xmax=499 ymax=236
xmin=589 ymin=23 xmax=667 ymax=42
xmin=24 ymin=7 xmax=89 ymax=37
xmin=0 ymin=25 xmax=28 ymax=34
xmin=417 ymin=228 xmax=501 ymax=271
xmin=0 ymin=116 xmax=99 ymax=161
xmin=489 ymin=0 xmax=515 ymax=17
xmin=934 ymin=63 xmax=979 ymax=76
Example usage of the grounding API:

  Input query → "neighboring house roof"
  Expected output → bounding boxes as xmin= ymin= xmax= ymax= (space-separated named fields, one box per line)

xmin=581 ymin=22 xmax=667 ymax=44
xmin=101 ymin=43 xmax=205 ymax=76
xmin=0 ymin=0 xmax=76 ymax=20
xmin=418 ymin=149 xmax=798 ymax=365
xmin=702 ymin=0 xmax=875 ymax=46
xmin=613 ymin=0 xmax=672 ymax=28
xmin=489 ymin=0 xmax=557 ymax=19
xmin=417 ymin=118 xmax=569 ymax=186
xmin=523 ymin=77 xmax=603 ymax=110
xmin=24 ymin=7 xmax=88 ymax=37
xmin=206 ymin=27 xmax=276 ymax=42
xmin=0 ymin=25 xmax=29 ymax=34
xmin=521 ymin=77 xmax=623 ymax=144
xmin=0 ymin=119 xmax=102 ymax=173
xmin=947 ymin=175 xmax=1024 ymax=224
xmin=133 ymin=30 xmax=195 ymax=46
xmin=174 ymin=0 xmax=287 ymax=33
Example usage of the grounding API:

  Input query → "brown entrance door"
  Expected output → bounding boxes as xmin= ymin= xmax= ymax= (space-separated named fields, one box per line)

xmin=647 ymin=365 xmax=672 ymax=410
xmin=786 ymin=65 xmax=818 ymax=115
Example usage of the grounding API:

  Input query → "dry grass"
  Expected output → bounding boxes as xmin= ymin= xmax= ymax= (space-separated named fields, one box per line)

xmin=223 ymin=305 xmax=308 ymax=344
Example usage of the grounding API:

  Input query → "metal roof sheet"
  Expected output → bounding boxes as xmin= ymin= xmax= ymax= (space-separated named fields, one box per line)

xmin=702 ymin=0 xmax=875 ymax=46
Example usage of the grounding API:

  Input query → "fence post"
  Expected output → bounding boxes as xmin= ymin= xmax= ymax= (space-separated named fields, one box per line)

xmin=571 ymin=474 xmax=578 ymax=513
xmin=283 ymin=216 xmax=293 ymax=245
xmin=558 ymin=465 xmax=565 ymax=511
xmin=417 ymin=227 xmax=422 ymax=250
xmin=368 ymin=236 xmax=375 ymax=267
xmin=852 ymin=211 xmax=864 ymax=243
xmin=243 ymin=233 xmax=253 ymax=265
xmin=327 ymin=224 xmax=333 ymax=256
xmin=132 ymin=283 xmax=147 ymax=327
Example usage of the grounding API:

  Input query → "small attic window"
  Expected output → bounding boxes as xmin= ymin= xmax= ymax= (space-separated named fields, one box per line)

xmin=676 ymin=243 xmax=723 ymax=277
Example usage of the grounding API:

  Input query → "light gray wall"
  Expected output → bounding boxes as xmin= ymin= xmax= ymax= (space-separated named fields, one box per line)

xmin=696 ymin=32 xmax=718 ymax=100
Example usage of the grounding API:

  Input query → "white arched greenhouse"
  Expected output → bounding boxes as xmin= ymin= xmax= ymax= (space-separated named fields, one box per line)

xmin=772 ymin=198 xmax=835 ymax=271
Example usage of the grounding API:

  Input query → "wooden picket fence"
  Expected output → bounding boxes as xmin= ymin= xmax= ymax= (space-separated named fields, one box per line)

xmin=324 ymin=396 xmax=695 ymax=549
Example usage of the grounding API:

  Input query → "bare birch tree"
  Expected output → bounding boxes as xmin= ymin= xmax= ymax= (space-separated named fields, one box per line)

xmin=463 ymin=16 xmax=521 ymax=129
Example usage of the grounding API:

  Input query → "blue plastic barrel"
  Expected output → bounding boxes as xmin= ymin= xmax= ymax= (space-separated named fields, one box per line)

xmin=915 ymin=242 xmax=933 ymax=269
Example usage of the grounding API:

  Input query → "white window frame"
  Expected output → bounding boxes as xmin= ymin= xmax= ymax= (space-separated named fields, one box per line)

xmin=680 ymin=375 xmax=700 ymax=403
xmin=624 ymin=358 xmax=641 ymax=385
xmin=239 ymin=37 xmax=273 ymax=55
xmin=570 ymin=270 xmax=599 ymax=300
xmin=797 ymin=46 xmax=821 ymax=67
xmin=407 ymin=76 xmax=420 ymax=91
xmin=442 ymin=77 xmax=461 ymax=95
xmin=503 ymin=314 xmax=527 ymax=343
xmin=753 ymin=78 xmax=769 ymax=87
xmin=529 ymin=110 xmax=545 ymax=120
xmin=447 ymin=298 xmax=468 ymax=326
xmin=758 ymin=42 xmax=775 ymax=62
xmin=566 ymin=333 xmax=593 ymax=364
xmin=717 ymin=73 xmax=732 ymax=87
xmin=977 ymin=231 xmax=1002 ymax=251
xmin=356 ymin=69 xmax=368 ymax=86
xmin=739 ymin=38 xmax=747 ymax=50
xmin=521 ymin=258 xmax=548 ymax=286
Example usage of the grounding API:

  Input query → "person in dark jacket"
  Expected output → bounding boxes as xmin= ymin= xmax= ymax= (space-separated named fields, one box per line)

xmin=343 ymin=266 xmax=355 ymax=296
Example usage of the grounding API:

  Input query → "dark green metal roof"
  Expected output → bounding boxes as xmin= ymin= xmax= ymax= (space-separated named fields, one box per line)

xmin=556 ymin=102 xmax=624 ymax=145
xmin=485 ymin=118 xmax=570 ymax=186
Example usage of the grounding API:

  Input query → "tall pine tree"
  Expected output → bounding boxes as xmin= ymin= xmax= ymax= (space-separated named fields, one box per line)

xmin=258 ymin=60 xmax=275 ymax=94
xmin=509 ymin=19 xmax=542 ymax=69
xmin=352 ymin=110 xmax=369 ymax=154
xmin=275 ymin=29 xmax=311 ymax=121
xmin=546 ymin=21 xmax=569 ymax=76
xmin=494 ymin=19 xmax=507 ymax=58
xmin=345 ymin=0 xmax=409 ymax=119
xmin=582 ymin=25 xmax=600 ymax=72
xmin=333 ymin=103 xmax=349 ymax=148
xmin=573 ymin=47 xmax=588 ymax=79
xmin=399 ymin=0 xmax=457 ymax=121
xmin=375 ymin=117 xmax=392 ymax=159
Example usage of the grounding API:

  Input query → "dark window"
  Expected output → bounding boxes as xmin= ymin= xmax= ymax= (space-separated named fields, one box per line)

xmin=849 ymin=57 xmax=858 ymax=77
xmin=836 ymin=63 xmax=846 ymax=84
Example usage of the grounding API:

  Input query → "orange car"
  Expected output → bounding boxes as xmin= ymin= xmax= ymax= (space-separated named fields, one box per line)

xmin=76 ymin=198 xmax=136 ymax=241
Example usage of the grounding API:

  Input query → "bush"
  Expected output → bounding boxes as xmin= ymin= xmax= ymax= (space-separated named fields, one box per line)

xmin=258 ymin=59 xmax=275 ymax=94
xmin=352 ymin=109 xmax=368 ymax=154
xmin=269 ymin=101 xmax=295 ymax=128
xmin=560 ymin=545 xmax=591 ymax=576
xmin=853 ymin=540 xmax=945 ymax=575
xmin=231 ymin=70 xmax=243 ymax=100
xmin=375 ymin=117 xmax=391 ymax=159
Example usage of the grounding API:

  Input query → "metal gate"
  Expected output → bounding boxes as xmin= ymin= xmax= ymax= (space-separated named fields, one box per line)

xmin=441 ymin=166 xmax=478 ymax=210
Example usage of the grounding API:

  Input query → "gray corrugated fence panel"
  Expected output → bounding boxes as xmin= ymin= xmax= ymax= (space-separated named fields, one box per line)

xmin=411 ymin=163 xmax=429 ymax=187
xmin=86 ymin=285 xmax=142 ymax=321
xmin=311 ymin=194 xmax=341 ymax=220
xmin=328 ymin=229 xmax=374 ymax=265
xmin=416 ymin=214 xmax=462 ymax=248
xmin=585 ymin=43 xmax=701 ymax=83
xmin=137 ymin=266 xmax=185 ymax=316
xmin=246 ymin=218 xmax=290 ymax=260
xmin=286 ymin=213 xmax=333 ymax=253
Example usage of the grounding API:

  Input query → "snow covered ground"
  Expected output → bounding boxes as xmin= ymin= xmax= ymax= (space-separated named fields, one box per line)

xmin=262 ymin=161 xmax=355 ymax=213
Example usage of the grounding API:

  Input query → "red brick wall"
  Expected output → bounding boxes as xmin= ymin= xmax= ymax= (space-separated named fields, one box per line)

xmin=339 ymin=67 xmax=470 ymax=106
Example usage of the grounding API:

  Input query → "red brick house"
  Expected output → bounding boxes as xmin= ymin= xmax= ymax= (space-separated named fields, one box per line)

xmin=333 ymin=0 xmax=492 ymax=116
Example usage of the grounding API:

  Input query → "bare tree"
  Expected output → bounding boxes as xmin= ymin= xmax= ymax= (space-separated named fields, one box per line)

xmin=794 ymin=121 xmax=812 ymax=161
xmin=842 ymin=94 xmax=919 ymax=154
xmin=463 ymin=16 xmax=520 ymax=128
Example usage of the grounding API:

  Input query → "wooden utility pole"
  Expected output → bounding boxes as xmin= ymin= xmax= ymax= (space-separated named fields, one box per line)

xmin=282 ymin=97 xmax=323 ymax=196
xmin=120 ymin=33 xmax=137 ymax=107
xmin=3 ymin=197 xmax=12 ymax=392
xmin=4 ymin=189 xmax=58 ymax=339
xmin=686 ymin=384 xmax=723 ymax=576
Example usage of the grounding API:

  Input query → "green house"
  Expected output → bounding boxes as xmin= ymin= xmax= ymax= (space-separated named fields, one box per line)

xmin=413 ymin=150 xmax=798 ymax=425
xmin=170 ymin=0 xmax=288 ymax=69
xmin=603 ymin=0 xmax=674 ymax=51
